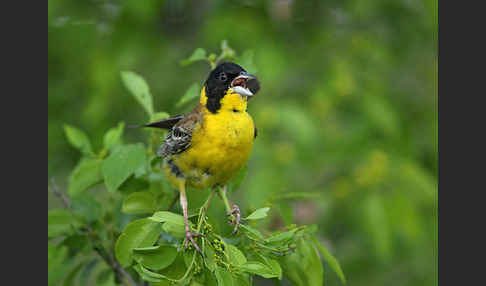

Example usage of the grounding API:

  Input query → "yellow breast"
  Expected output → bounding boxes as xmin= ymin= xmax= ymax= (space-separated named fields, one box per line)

xmin=165 ymin=88 xmax=255 ymax=189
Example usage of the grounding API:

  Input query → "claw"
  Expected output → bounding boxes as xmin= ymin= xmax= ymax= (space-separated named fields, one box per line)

xmin=226 ymin=204 xmax=241 ymax=234
xmin=184 ymin=229 xmax=203 ymax=254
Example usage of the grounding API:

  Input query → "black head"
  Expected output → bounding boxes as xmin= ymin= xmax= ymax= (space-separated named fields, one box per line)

xmin=204 ymin=62 xmax=260 ymax=113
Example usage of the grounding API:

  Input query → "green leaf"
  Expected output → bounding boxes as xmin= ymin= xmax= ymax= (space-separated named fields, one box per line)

xmin=239 ymin=224 xmax=264 ymax=241
xmin=229 ymin=165 xmax=247 ymax=192
xmin=61 ymin=234 xmax=89 ymax=251
xmin=311 ymin=236 xmax=347 ymax=284
xmin=278 ymin=202 xmax=294 ymax=226
xmin=133 ymin=264 xmax=165 ymax=283
xmin=162 ymin=221 xmax=186 ymax=238
xmin=71 ymin=194 xmax=102 ymax=223
xmin=181 ymin=48 xmax=207 ymax=66
xmin=48 ymin=209 xmax=80 ymax=238
xmin=220 ymin=40 xmax=235 ymax=59
xmin=239 ymin=261 xmax=278 ymax=279
xmin=103 ymin=122 xmax=125 ymax=151
xmin=245 ymin=207 xmax=270 ymax=220
xmin=122 ymin=191 xmax=157 ymax=214
xmin=115 ymin=218 xmax=162 ymax=267
xmin=237 ymin=50 xmax=257 ymax=74
xmin=255 ymin=255 xmax=282 ymax=280
xmin=203 ymin=241 xmax=216 ymax=272
xmin=266 ymin=228 xmax=298 ymax=244
xmin=276 ymin=192 xmax=320 ymax=201
xmin=120 ymin=71 xmax=154 ymax=117
xmin=280 ymin=238 xmax=323 ymax=286
xmin=151 ymin=112 xmax=171 ymax=122
xmin=226 ymin=244 xmax=247 ymax=266
xmin=48 ymin=243 xmax=70 ymax=286
xmin=176 ymin=83 xmax=200 ymax=107
xmin=215 ymin=267 xmax=234 ymax=286
xmin=149 ymin=211 xmax=187 ymax=226
xmin=62 ymin=262 xmax=84 ymax=286
xmin=68 ymin=158 xmax=103 ymax=196
xmin=102 ymin=143 xmax=146 ymax=192
xmin=133 ymin=245 xmax=178 ymax=270
xmin=64 ymin=124 xmax=94 ymax=155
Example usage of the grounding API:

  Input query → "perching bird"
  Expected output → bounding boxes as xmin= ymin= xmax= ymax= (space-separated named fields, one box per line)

xmin=140 ymin=62 xmax=260 ymax=252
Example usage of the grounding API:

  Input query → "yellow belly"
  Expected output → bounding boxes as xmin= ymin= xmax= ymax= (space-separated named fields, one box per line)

xmin=164 ymin=108 xmax=255 ymax=189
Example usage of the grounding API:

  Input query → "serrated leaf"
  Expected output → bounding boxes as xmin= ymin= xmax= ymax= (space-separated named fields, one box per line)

xmin=115 ymin=218 xmax=162 ymax=267
xmin=102 ymin=144 xmax=146 ymax=192
xmin=71 ymin=194 xmax=102 ymax=223
xmin=237 ymin=50 xmax=257 ymax=74
xmin=239 ymin=261 xmax=278 ymax=279
xmin=311 ymin=236 xmax=347 ymax=284
xmin=181 ymin=48 xmax=207 ymax=66
xmin=246 ymin=207 xmax=270 ymax=220
xmin=68 ymin=158 xmax=103 ymax=196
xmin=133 ymin=245 xmax=178 ymax=270
xmin=64 ymin=124 xmax=94 ymax=155
xmin=226 ymin=244 xmax=247 ymax=266
xmin=176 ymin=83 xmax=200 ymax=107
xmin=122 ymin=191 xmax=156 ymax=215
xmin=215 ymin=267 xmax=234 ymax=286
xmin=48 ymin=209 xmax=81 ymax=238
xmin=103 ymin=122 xmax=125 ymax=151
xmin=120 ymin=71 xmax=154 ymax=117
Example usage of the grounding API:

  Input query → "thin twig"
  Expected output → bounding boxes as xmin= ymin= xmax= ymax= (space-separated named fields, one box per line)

xmin=49 ymin=178 xmax=71 ymax=209
xmin=49 ymin=177 xmax=139 ymax=286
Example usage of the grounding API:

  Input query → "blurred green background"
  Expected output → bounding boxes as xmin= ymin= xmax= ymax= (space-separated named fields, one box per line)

xmin=48 ymin=0 xmax=437 ymax=286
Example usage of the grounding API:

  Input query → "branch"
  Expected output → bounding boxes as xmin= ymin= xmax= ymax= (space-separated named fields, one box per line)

xmin=49 ymin=177 xmax=139 ymax=286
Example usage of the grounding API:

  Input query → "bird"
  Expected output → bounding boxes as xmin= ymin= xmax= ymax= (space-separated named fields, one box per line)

xmin=140 ymin=62 xmax=260 ymax=253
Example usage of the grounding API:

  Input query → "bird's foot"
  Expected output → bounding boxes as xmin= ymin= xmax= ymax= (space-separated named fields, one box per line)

xmin=184 ymin=228 xmax=203 ymax=254
xmin=227 ymin=204 xmax=241 ymax=235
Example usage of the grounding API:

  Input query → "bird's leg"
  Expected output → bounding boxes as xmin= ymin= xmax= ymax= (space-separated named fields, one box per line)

xmin=218 ymin=185 xmax=241 ymax=234
xmin=179 ymin=182 xmax=202 ymax=253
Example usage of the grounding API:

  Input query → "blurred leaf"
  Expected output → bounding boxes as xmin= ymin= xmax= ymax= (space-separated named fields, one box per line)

xmin=311 ymin=236 xmax=347 ymax=285
xmin=96 ymin=268 xmax=116 ymax=286
xmin=61 ymin=234 xmax=89 ymax=252
xmin=245 ymin=207 xmax=270 ymax=220
xmin=181 ymin=48 xmax=207 ymax=66
xmin=276 ymin=192 xmax=320 ymax=201
xmin=278 ymin=202 xmax=294 ymax=226
xmin=176 ymin=83 xmax=200 ymax=107
xmin=266 ymin=228 xmax=298 ymax=244
xmin=240 ymin=224 xmax=264 ymax=241
xmin=64 ymin=124 xmax=94 ymax=156
xmin=102 ymin=143 xmax=146 ymax=192
xmin=48 ymin=242 xmax=70 ymax=286
xmin=133 ymin=245 xmax=178 ymax=270
xmin=239 ymin=261 xmax=279 ymax=279
xmin=363 ymin=194 xmax=392 ymax=261
xmin=215 ymin=267 xmax=234 ymax=286
xmin=120 ymin=71 xmax=154 ymax=117
xmin=115 ymin=218 xmax=162 ymax=267
xmin=79 ymin=259 xmax=99 ymax=286
xmin=151 ymin=112 xmax=171 ymax=122
xmin=122 ymin=191 xmax=157 ymax=214
xmin=237 ymin=50 xmax=258 ymax=74
xmin=229 ymin=165 xmax=247 ymax=192
xmin=220 ymin=40 xmax=235 ymax=59
xmin=48 ymin=209 xmax=80 ymax=238
xmin=71 ymin=194 xmax=102 ymax=223
xmin=103 ymin=122 xmax=125 ymax=151
xmin=68 ymin=158 xmax=103 ymax=196
xmin=226 ymin=244 xmax=247 ymax=266
xmin=62 ymin=262 xmax=84 ymax=286
xmin=280 ymin=238 xmax=323 ymax=286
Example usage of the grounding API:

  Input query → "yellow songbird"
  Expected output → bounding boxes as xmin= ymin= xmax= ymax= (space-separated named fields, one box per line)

xmin=141 ymin=62 xmax=260 ymax=252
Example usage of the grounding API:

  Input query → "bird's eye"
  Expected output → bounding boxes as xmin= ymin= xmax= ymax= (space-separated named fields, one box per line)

xmin=218 ymin=72 xmax=227 ymax=82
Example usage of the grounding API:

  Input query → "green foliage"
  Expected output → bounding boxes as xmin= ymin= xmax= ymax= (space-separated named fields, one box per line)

xmin=49 ymin=48 xmax=348 ymax=285
xmin=49 ymin=1 xmax=437 ymax=283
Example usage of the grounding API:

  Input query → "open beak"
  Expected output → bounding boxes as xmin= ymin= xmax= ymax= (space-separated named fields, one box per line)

xmin=231 ymin=72 xmax=258 ymax=97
